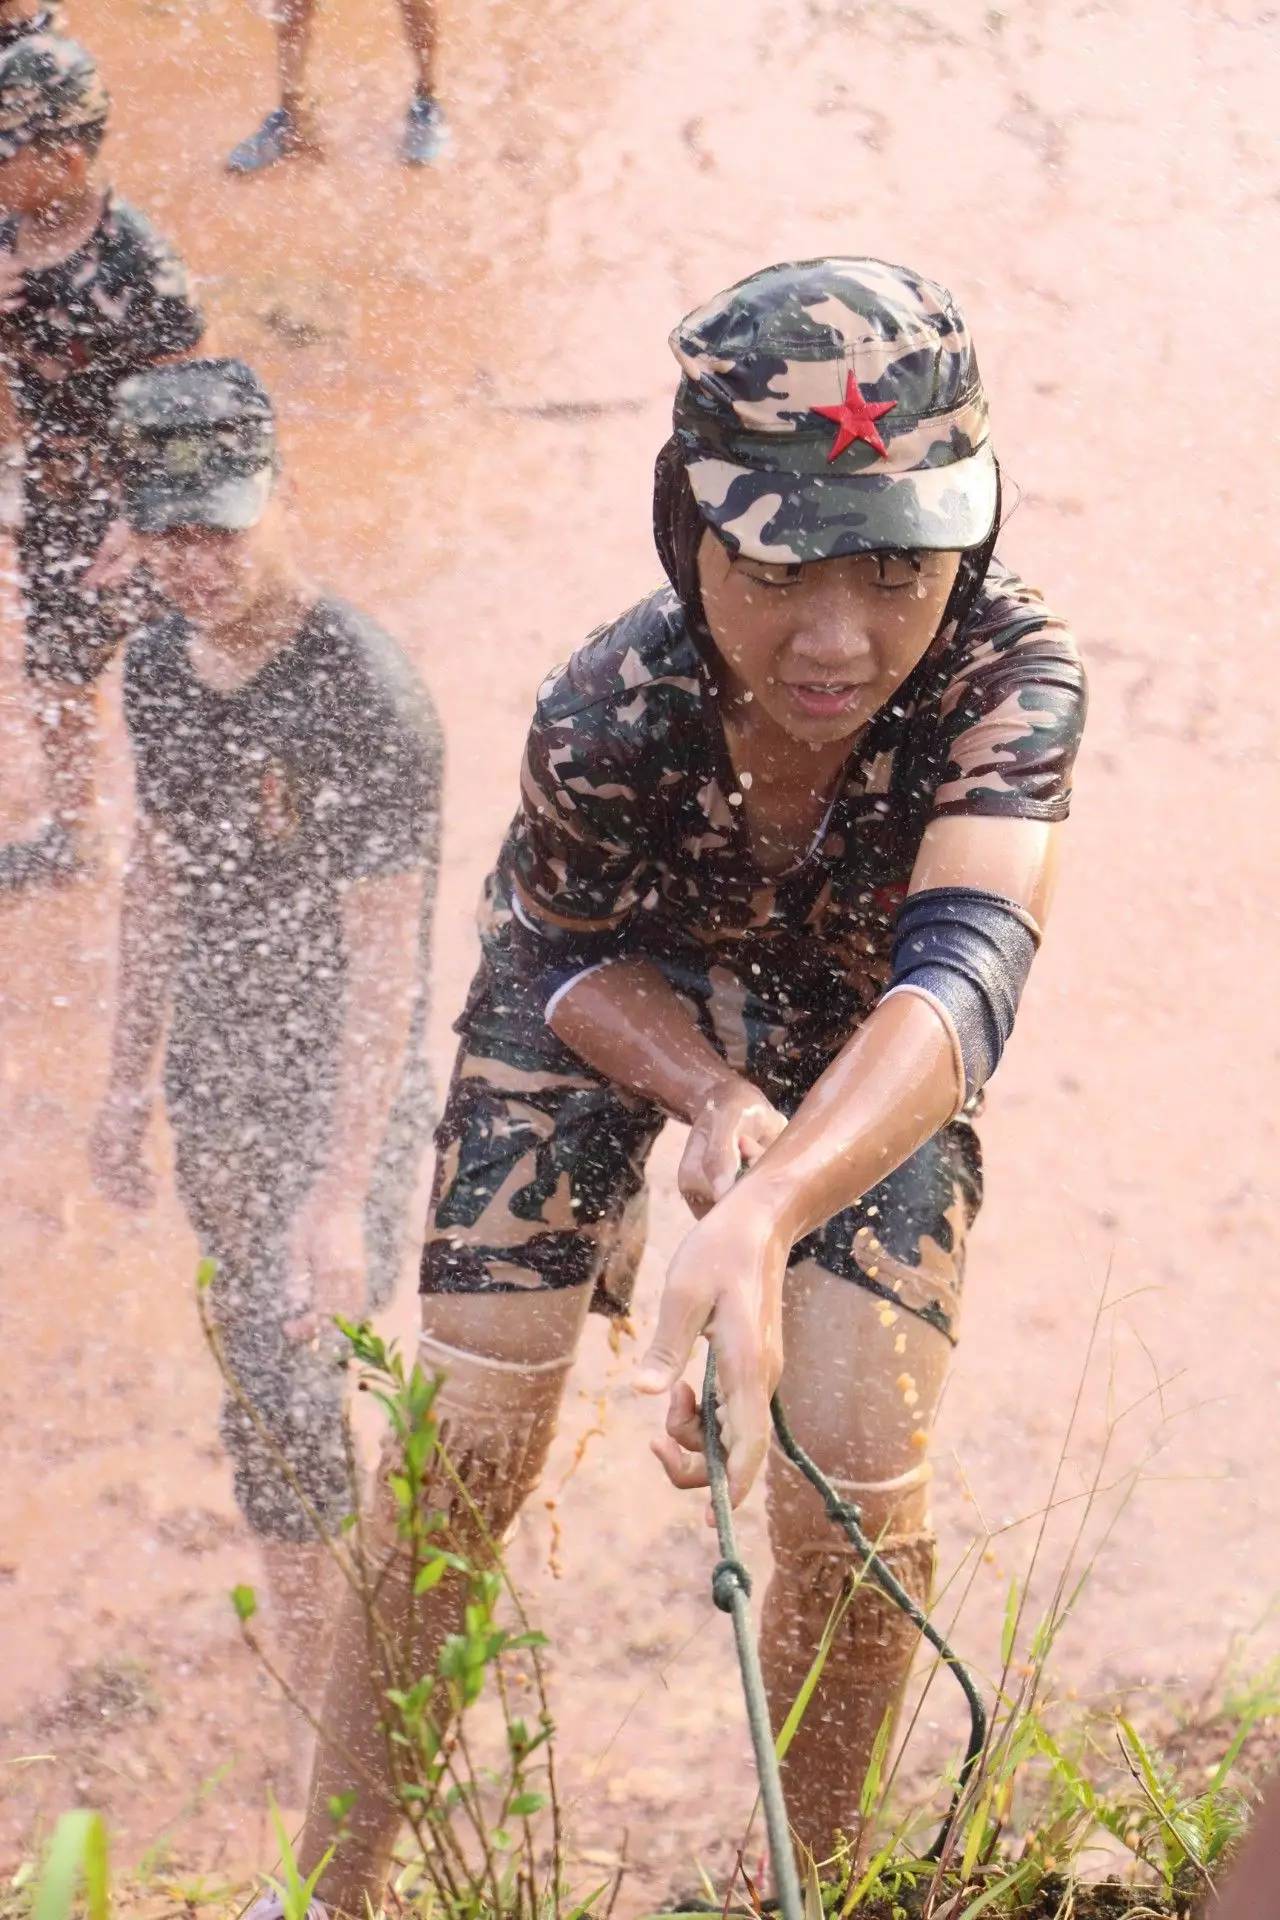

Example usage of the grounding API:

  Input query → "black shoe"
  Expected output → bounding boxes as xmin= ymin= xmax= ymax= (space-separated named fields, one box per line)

xmin=226 ymin=106 xmax=322 ymax=175
xmin=401 ymin=93 xmax=449 ymax=166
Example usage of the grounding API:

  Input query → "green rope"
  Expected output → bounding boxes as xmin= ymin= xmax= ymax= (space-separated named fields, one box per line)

xmin=700 ymin=1348 xmax=987 ymax=1918
xmin=702 ymin=1351 xmax=806 ymax=1920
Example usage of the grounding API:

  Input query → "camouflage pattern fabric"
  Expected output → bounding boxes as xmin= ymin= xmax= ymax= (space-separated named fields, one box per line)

xmin=1 ymin=191 xmax=204 ymax=438
xmin=670 ymin=257 xmax=997 ymax=563
xmin=421 ymin=1038 xmax=981 ymax=1340
xmin=0 ymin=9 xmax=65 ymax=53
xmin=0 ymin=30 xmax=106 ymax=158
xmin=0 ymin=190 xmax=204 ymax=681
xmin=424 ymin=1043 xmax=655 ymax=1317
xmin=113 ymin=357 xmax=278 ymax=532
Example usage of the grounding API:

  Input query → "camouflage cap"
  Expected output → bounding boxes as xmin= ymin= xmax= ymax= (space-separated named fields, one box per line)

xmin=670 ymin=256 xmax=997 ymax=565
xmin=0 ymin=31 xmax=108 ymax=161
xmin=112 ymin=358 xmax=278 ymax=533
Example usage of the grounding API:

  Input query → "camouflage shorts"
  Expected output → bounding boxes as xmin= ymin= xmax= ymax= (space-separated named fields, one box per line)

xmin=420 ymin=1038 xmax=983 ymax=1342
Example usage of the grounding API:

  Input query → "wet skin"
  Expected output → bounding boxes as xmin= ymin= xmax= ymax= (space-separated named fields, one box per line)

xmin=698 ymin=532 xmax=961 ymax=871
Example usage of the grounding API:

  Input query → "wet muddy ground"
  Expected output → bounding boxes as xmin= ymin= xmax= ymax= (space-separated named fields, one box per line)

xmin=1 ymin=0 xmax=1278 ymax=1909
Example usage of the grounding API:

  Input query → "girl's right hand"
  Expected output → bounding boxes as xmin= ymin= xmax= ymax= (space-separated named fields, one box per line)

xmin=678 ymin=1075 xmax=787 ymax=1218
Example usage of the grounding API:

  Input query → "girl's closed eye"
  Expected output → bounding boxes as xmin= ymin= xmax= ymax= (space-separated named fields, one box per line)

xmin=869 ymin=552 xmax=927 ymax=592
xmin=735 ymin=560 xmax=803 ymax=590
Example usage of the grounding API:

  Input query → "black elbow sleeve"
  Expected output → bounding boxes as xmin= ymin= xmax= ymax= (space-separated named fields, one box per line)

xmin=889 ymin=887 xmax=1041 ymax=1097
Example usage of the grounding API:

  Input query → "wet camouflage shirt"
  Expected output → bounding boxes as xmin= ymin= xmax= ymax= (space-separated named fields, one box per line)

xmin=464 ymin=559 xmax=1086 ymax=1094
xmin=0 ymin=190 xmax=203 ymax=446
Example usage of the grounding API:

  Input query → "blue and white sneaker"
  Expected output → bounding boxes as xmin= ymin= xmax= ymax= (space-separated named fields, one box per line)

xmin=401 ymin=93 xmax=449 ymax=167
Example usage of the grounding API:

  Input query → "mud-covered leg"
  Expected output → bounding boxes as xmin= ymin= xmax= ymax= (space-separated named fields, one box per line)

xmin=761 ymin=1260 xmax=956 ymax=1876
xmin=300 ymin=1289 xmax=588 ymax=1915
xmin=226 ymin=0 xmax=323 ymax=171
xmin=297 ymin=1041 xmax=658 ymax=1909
xmin=205 ymin=1223 xmax=351 ymax=1788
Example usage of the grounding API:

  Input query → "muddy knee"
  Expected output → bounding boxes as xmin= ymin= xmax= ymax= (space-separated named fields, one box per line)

xmin=411 ymin=1331 xmax=572 ymax=1551
xmin=766 ymin=1449 xmax=936 ymax=1672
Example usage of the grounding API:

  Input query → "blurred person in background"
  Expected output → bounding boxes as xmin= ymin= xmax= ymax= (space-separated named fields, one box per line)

xmin=87 ymin=358 xmax=443 ymax=1776
xmin=285 ymin=256 xmax=1087 ymax=1916
xmin=0 ymin=0 xmax=64 ymax=48
xmin=0 ymin=30 xmax=203 ymax=888
xmin=0 ymin=1 xmax=64 ymax=508
xmin=227 ymin=0 xmax=446 ymax=174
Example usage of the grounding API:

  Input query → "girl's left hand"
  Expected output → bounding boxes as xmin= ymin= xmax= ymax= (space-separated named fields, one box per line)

xmin=634 ymin=1191 xmax=787 ymax=1514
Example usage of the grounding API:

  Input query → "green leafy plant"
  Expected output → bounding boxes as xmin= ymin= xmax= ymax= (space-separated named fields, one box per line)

xmin=197 ymin=1276 xmax=575 ymax=1920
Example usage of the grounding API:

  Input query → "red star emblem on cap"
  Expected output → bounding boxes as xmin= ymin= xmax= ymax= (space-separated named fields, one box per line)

xmin=812 ymin=371 xmax=897 ymax=463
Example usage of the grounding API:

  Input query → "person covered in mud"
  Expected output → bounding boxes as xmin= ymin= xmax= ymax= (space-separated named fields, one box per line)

xmin=227 ymin=0 xmax=446 ymax=174
xmin=290 ymin=256 xmax=1087 ymax=1909
xmin=86 ymin=358 xmax=442 ymax=1759
xmin=0 ymin=30 xmax=204 ymax=889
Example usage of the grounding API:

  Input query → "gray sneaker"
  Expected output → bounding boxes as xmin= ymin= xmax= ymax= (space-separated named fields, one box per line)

xmin=226 ymin=106 xmax=322 ymax=175
xmin=401 ymin=93 xmax=448 ymax=166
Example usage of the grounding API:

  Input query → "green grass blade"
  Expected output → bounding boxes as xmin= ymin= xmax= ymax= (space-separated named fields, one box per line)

xmin=32 ymin=1811 xmax=109 ymax=1920
xmin=956 ymin=1859 xmax=1037 ymax=1917
xmin=775 ymin=1584 xmax=855 ymax=1763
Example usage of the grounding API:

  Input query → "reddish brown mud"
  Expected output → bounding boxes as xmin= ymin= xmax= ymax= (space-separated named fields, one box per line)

xmin=1 ymin=0 xmax=1278 ymax=1909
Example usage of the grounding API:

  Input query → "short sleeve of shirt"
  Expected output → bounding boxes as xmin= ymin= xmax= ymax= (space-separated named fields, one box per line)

xmin=306 ymin=605 xmax=443 ymax=884
xmin=508 ymin=664 xmax=657 ymax=940
xmin=110 ymin=203 xmax=205 ymax=371
xmin=928 ymin=561 xmax=1087 ymax=823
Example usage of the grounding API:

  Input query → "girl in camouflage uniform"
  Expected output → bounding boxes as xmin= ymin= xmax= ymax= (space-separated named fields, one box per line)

xmin=297 ymin=257 xmax=1087 ymax=1907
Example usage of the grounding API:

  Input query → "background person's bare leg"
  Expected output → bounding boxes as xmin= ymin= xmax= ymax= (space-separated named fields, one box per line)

xmin=298 ymin=1286 xmax=589 ymax=1915
xmin=261 ymin=1540 xmax=343 ymax=1790
xmin=227 ymin=0 xmax=323 ymax=174
xmin=396 ymin=0 xmax=448 ymax=165
xmin=760 ymin=1264 xmax=955 ymax=1874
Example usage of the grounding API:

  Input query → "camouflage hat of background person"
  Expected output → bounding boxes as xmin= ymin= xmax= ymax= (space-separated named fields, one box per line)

xmin=669 ymin=256 xmax=998 ymax=565
xmin=0 ymin=7 xmax=67 ymax=55
xmin=0 ymin=31 xmax=107 ymax=161
xmin=112 ymin=358 xmax=279 ymax=533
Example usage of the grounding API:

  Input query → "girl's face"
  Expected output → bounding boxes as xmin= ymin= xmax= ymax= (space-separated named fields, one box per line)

xmin=698 ymin=530 xmax=961 ymax=746
xmin=135 ymin=523 xmax=269 ymax=626
xmin=0 ymin=140 xmax=87 ymax=220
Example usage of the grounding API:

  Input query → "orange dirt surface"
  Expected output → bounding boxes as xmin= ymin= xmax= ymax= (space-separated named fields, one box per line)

xmin=1 ymin=0 xmax=1278 ymax=1907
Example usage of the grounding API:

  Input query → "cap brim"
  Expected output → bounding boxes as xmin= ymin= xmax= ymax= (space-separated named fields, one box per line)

xmin=685 ymin=443 xmax=998 ymax=563
xmin=126 ymin=467 xmax=274 ymax=534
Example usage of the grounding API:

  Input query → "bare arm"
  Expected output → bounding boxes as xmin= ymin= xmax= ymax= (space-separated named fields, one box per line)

xmin=284 ymin=866 xmax=427 ymax=1339
xmin=321 ymin=866 xmax=427 ymax=1204
xmin=728 ymin=815 xmax=1060 ymax=1244
xmin=637 ymin=814 xmax=1061 ymax=1508
xmin=88 ymin=818 xmax=180 ymax=1209
xmin=550 ymin=959 xmax=789 ymax=1216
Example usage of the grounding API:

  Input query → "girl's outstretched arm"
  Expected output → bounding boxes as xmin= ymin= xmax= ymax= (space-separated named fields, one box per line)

xmin=639 ymin=814 xmax=1062 ymax=1513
